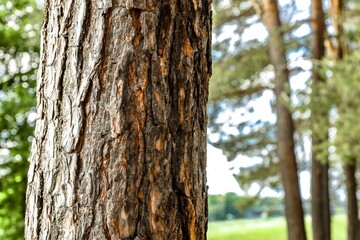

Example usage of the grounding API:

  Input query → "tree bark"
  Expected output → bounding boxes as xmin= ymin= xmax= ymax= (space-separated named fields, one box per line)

xmin=344 ymin=163 xmax=360 ymax=240
xmin=310 ymin=1 xmax=331 ymax=240
xmin=330 ymin=0 xmax=347 ymax=59
xmin=262 ymin=1 xmax=307 ymax=240
xmin=25 ymin=1 xmax=211 ymax=239
xmin=311 ymin=160 xmax=330 ymax=240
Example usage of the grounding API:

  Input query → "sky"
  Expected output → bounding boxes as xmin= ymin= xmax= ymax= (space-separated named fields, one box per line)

xmin=206 ymin=144 xmax=243 ymax=195
xmin=205 ymin=84 xmax=312 ymax=197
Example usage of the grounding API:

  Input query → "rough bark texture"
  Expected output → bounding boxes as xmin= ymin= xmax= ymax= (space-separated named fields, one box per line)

xmin=344 ymin=163 xmax=360 ymax=240
xmin=310 ymin=1 xmax=331 ymax=240
xmin=25 ymin=0 xmax=211 ymax=239
xmin=262 ymin=1 xmax=307 ymax=240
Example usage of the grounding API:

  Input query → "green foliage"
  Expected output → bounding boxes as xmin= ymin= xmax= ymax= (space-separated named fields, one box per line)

xmin=321 ymin=53 xmax=360 ymax=164
xmin=210 ymin=44 xmax=271 ymax=101
xmin=210 ymin=0 xmax=271 ymax=102
xmin=0 ymin=0 xmax=42 ymax=239
xmin=0 ymin=0 xmax=42 ymax=52
xmin=209 ymin=193 xmax=245 ymax=221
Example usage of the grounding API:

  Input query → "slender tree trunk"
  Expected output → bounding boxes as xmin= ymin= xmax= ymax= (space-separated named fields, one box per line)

xmin=262 ymin=1 xmax=307 ymax=239
xmin=311 ymin=160 xmax=330 ymax=240
xmin=344 ymin=162 xmax=360 ymax=240
xmin=25 ymin=1 xmax=211 ymax=239
xmin=310 ymin=1 xmax=331 ymax=240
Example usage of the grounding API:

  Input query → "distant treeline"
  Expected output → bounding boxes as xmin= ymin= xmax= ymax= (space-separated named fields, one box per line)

xmin=208 ymin=193 xmax=285 ymax=222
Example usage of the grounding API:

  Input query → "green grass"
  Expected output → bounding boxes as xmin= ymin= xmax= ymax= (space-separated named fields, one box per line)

xmin=207 ymin=215 xmax=346 ymax=240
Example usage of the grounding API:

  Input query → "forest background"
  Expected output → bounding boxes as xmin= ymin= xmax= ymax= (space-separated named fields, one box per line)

xmin=1 ymin=0 xmax=360 ymax=239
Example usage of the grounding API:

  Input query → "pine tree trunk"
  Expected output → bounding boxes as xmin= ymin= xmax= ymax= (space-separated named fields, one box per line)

xmin=344 ymin=163 xmax=360 ymax=240
xmin=310 ymin=0 xmax=331 ymax=239
xmin=25 ymin=1 xmax=211 ymax=239
xmin=262 ymin=1 xmax=307 ymax=239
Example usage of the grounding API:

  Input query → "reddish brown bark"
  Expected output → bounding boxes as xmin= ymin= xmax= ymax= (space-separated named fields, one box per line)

xmin=262 ymin=1 xmax=307 ymax=239
xmin=330 ymin=0 xmax=347 ymax=59
xmin=25 ymin=1 xmax=211 ymax=239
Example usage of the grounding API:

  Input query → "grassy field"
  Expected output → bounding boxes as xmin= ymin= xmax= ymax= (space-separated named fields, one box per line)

xmin=207 ymin=215 xmax=346 ymax=240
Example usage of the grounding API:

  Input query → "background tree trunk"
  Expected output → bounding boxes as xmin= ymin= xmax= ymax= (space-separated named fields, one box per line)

xmin=25 ymin=1 xmax=211 ymax=239
xmin=310 ymin=0 xmax=331 ymax=239
xmin=262 ymin=1 xmax=307 ymax=239
xmin=344 ymin=162 xmax=360 ymax=240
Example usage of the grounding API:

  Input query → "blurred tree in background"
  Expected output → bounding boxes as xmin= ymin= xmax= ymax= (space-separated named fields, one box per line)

xmin=0 ymin=0 xmax=42 ymax=239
